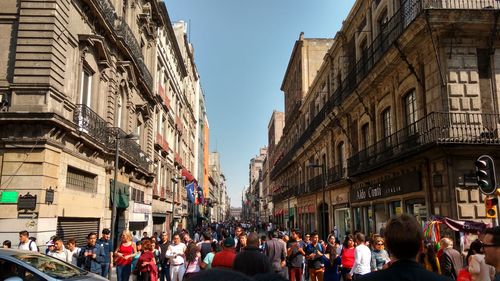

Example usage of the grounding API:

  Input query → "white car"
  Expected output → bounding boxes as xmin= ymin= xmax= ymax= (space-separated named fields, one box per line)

xmin=0 ymin=248 xmax=107 ymax=280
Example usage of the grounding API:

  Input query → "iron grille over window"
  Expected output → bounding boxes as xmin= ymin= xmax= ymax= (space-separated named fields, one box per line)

xmin=66 ymin=166 xmax=97 ymax=192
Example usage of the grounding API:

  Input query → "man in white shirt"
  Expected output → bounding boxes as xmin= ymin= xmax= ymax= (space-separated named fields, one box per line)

xmin=166 ymin=233 xmax=187 ymax=281
xmin=349 ymin=233 xmax=371 ymax=280
xmin=17 ymin=230 xmax=37 ymax=252
xmin=48 ymin=237 xmax=70 ymax=263
xmin=67 ymin=238 xmax=81 ymax=266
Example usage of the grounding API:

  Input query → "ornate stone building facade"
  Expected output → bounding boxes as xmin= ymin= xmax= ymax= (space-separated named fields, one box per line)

xmin=0 ymin=0 xmax=205 ymax=246
xmin=271 ymin=0 xmax=500 ymax=239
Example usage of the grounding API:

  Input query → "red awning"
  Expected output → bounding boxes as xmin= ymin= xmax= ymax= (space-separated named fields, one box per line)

xmin=182 ymin=168 xmax=195 ymax=182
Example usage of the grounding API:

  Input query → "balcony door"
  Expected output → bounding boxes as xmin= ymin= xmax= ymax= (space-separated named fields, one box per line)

xmin=77 ymin=69 xmax=93 ymax=132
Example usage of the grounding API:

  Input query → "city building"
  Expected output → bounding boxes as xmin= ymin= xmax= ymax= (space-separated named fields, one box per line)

xmin=245 ymin=147 xmax=267 ymax=225
xmin=0 ymin=0 xmax=208 ymax=247
xmin=270 ymin=0 xmax=500 ymax=240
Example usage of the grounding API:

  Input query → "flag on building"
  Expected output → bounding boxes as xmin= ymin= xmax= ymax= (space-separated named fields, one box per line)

xmin=185 ymin=182 xmax=195 ymax=203
xmin=196 ymin=185 xmax=204 ymax=205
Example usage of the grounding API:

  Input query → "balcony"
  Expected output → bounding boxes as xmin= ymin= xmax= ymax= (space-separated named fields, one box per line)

xmin=157 ymin=84 xmax=172 ymax=111
xmin=73 ymin=104 xmax=109 ymax=145
xmin=348 ymin=112 xmax=500 ymax=176
xmin=328 ymin=165 xmax=346 ymax=184
xmin=110 ymin=127 xmax=150 ymax=172
xmin=271 ymin=0 xmax=500 ymax=180
xmin=115 ymin=17 xmax=153 ymax=92
xmin=308 ymin=175 xmax=324 ymax=192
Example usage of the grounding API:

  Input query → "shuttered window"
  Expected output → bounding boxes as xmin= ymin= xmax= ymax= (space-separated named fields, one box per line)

xmin=66 ymin=166 xmax=97 ymax=192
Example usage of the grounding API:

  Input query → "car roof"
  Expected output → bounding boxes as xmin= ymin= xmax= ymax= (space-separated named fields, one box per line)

xmin=0 ymin=248 xmax=43 ymax=256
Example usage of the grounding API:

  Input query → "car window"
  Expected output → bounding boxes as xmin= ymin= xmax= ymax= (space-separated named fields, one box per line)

xmin=10 ymin=253 xmax=86 ymax=279
xmin=0 ymin=258 xmax=43 ymax=281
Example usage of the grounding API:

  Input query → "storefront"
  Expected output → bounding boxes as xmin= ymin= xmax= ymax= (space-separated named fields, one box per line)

xmin=350 ymin=171 xmax=426 ymax=236
xmin=331 ymin=188 xmax=350 ymax=241
xmin=297 ymin=193 xmax=316 ymax=234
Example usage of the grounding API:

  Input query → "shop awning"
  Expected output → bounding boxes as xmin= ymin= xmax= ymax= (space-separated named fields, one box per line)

xmin=182 ymin=168 xmax=195 ymax=182
xmin=110 ymin=180 xmax=130 ymax=209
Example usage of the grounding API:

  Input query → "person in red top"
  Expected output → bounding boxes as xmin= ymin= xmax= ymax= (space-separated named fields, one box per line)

xmin=136 ymin=238 xmax=157 ymax=281
xmin=114 ymin=230 xmax=137 ymax=281
xmin=341 ymin=234 xmax=355 ymax=281
xmin=212 ymin=237 xmax=237 ymax=269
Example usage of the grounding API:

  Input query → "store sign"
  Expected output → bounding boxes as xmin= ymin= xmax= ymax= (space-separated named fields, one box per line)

xmin=351 ymin=172 xmax=421 ymax=203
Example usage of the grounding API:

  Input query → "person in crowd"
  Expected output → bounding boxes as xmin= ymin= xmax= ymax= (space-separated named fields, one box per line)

xmin=323 ymin=243 xmax=341 ymax=281
xmin=48 ymin=236 xmax=70 ymax=263
xmin=287 ymin=229 xmax=306 ymax=281
xmin=18 ymin=230 xmax=37 ymax=252
xmin=150 ymin=238 xmax=161 ymax=273
xmin=237 ymin=232 xmax=248 ymax=253
xmin=97 ymin=228 xmax=113 ymax=278
xmin=142 ymin=232 xmax=148 ymax=239
xmin=78 ymin=232 xmax=106 ymax=275
xmin=370 ymin=237 xmax=389 ymax=271
xmin=212 ymin=237 xmax=237 ymax=269
xmin=158 ymin=232 xmax=171 ymax=281
xmin=3 ymin=240 xmax=11 ymax=248
xmin=482 ymin=226 xmax=500 ymax=281
xmin=357 ymin=214 xmax=450 ymax=281
xmin=131 ymin=240 xmax=142 ymax=281
xmin=260 ymin=235 xmax=267 ymax=252
xmin=46 ymin=240 xmax=56 ymax=255
xmin=132 ymin=231 xmax=139 ymax=243
xmin=265 ymin=231 xmax=287 ymax=277
xmin=67 ymin=238 xmax=81 ymax=266
xmin=304 ymin=233 xmax=311 ymax=244
xmin=348 ymin=233 xmax=371 ymax=280
xmin=114 ymin=230 xmax=137 ymax=281
xmin=200 ymin=241 xmax=217 ymax=270
xmin=233 ymin=232 xmax=272 ymax=276
xmin=234 ymin=227 xmax=243 ymax=247
xmin=135 ymin=238 xmax=157 ymax=281
xmin=467 ymin=239 xmax=495 ymax=281
xmin=197 ymin=231 xmax=213 ymax=261
xmin=439 ymin=237 xmax=463 ymax=280
xmin=419 ymin=242 xmax=441 ymax=274
xmin=166 ymin=233 xmax=187 ymax=281
xmin=182 ymin=232 xmax=192 ymax=245
xmin=305 ymin=232 xmax=324 ymax=281
xmin=184 ymin=241 xmax=201 ymax=278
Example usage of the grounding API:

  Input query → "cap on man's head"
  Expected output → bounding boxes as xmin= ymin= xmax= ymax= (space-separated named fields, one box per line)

xmin=223 ymin=237 xmax=235 ymax=248
xmin=46 ymin=241 xmax=55 ymax=247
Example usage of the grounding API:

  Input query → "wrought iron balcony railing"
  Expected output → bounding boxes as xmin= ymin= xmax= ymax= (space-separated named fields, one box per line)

xmin=73 ymin=104 xmax=109 ymax=145
xmin=115 ymin=18 xmax=153 ymax=92
xmin=328 ymin=165 xmax=346 ymax=184
xmin=110 ymin=127 xmax=150 ymax=172
xmin=348 ymin=112 xmax=500 ymax=175
xmin=271 ymin=0 xmax=499 ymax=180
xmin=308 ymin=175 xmax=324 ymax=192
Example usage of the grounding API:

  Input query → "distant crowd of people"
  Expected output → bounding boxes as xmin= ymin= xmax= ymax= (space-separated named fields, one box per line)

xmin=4 ymin=214 xmax=500 ymax=281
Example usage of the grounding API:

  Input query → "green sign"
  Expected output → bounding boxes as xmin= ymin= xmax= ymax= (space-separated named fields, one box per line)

xmin=0 ymin=191 xmax=19 ymax=203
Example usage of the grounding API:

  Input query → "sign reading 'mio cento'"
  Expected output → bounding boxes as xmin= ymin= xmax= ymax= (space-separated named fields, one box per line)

xmin=351 ymin=171 xmax=421 ymax=203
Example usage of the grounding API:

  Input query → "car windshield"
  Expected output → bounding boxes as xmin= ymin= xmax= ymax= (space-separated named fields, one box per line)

xmin=12 ymin=253 xmax=86 ymax=279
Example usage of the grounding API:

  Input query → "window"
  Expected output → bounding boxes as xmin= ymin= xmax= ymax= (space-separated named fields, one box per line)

xmin=337 ymin=142 xmax=345 ymax=173
xmin=381 ymin=108 xmax=392 ymax=147
xmin=403 ymin=90 xmax=417 ymax=135
xmin=66 ymin=166 xmax=97 ymax=192
xmin=79 ymin=69 xmax=92 ymax=106
xmin=136 ymin=120 xmax=142 ymax=145
xmin=116 ymin=93 xmax=123 ymax=128
xmin=131 ymin=188 xmax=144 ymax=203
xmin=361 ymin=123 xmax=369 ymax=149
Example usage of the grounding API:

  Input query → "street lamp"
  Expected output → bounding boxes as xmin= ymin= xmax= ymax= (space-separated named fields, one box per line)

xmin=306 ymin=162 xmax=328 ymax=240
xmin=170 ymin=175 xmax=185 ymax=239
xmin=111 ymin=132 xmax=138 ymax=261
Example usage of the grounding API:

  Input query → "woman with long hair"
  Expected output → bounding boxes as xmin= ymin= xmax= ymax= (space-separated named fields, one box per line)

xmin=340 ymin=234 xmax=355 ymax=280
xmin=322 ymin=243 xmax=341 ymax=281
xmin=184 ymin=241 xmax=201 ymax=279
xmin=136 ymin=238 xmax=157 ymax=281
xmin=115 ymin=230 xmax=137 ymax=281
xmin=418 ymin=242 xmax=441 ymax=274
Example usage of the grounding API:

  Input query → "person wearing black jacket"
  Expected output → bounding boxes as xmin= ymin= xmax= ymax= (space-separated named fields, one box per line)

xmin=158 ymin=232 xmax=170 ymax=281
xmin=358 ymin=214 xmax=451 ymax=281
xmin=233 ymin=232 xmax=272 ymax=276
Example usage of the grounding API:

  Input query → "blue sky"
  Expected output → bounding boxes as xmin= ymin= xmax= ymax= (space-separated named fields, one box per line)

xmin=166 ymin=0 xmax=355 ymax=207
